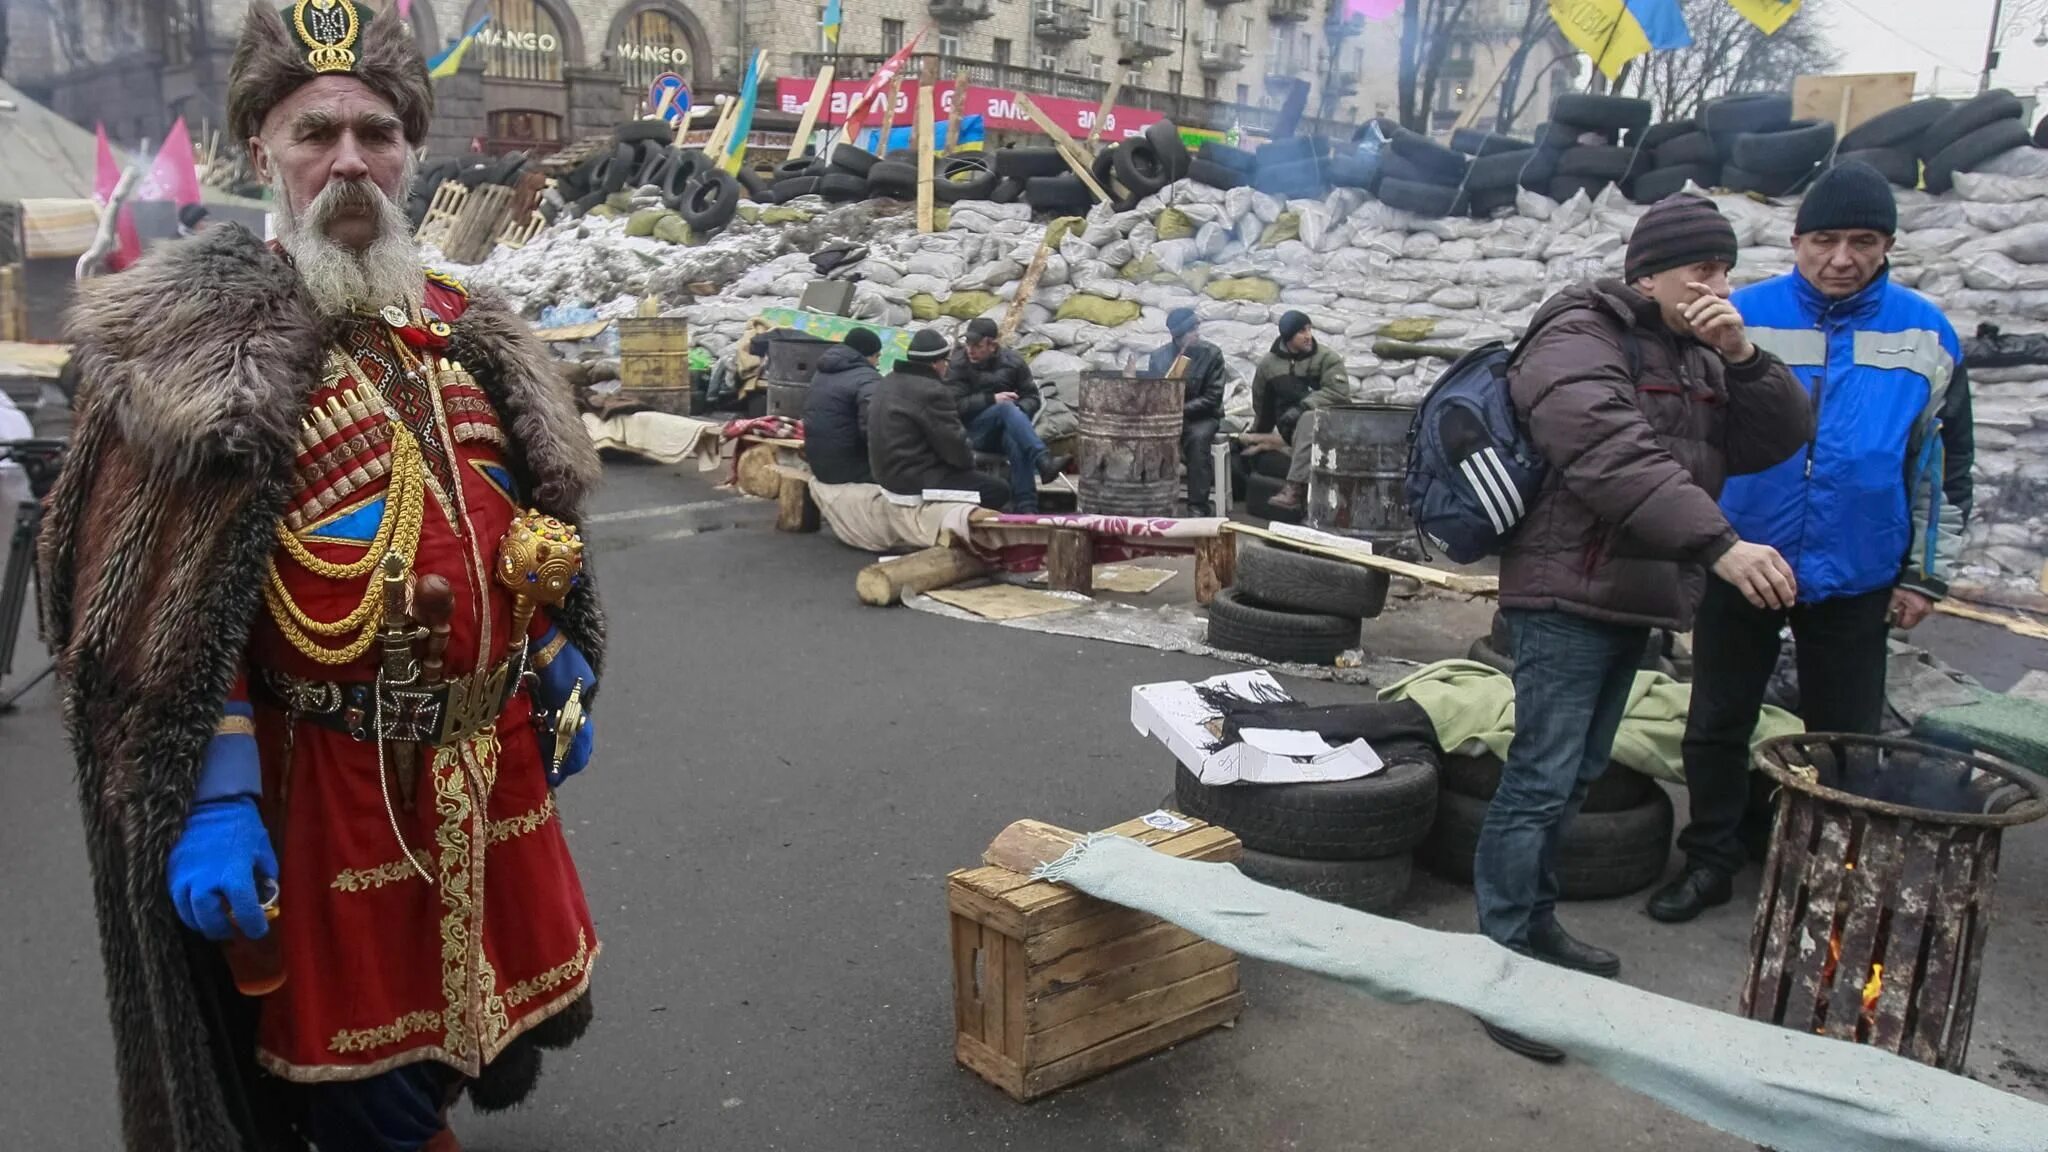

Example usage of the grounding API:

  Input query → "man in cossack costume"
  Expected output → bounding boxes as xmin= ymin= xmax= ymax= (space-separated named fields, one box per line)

xmin=39 ymin=3 xmax=605 ymax=1148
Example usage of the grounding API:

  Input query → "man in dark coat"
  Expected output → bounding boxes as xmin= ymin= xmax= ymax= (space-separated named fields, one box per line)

xmin=869 ymin=328 xmax=1010 ymax=509
xmin=1242 ymin=310 xmax=1349 ymax=512
xmin=949 ymin=317 xmax=1059 ymax=513
xmin=803 ymin=326 xmax=884 ymax=485
xmin=1475 ymin=195 xmax=1813 ymax=1063
xmin=1146 ymin=307 xmax=1230 ymax=516
xmin=39 ymin=4 xmax=604 ymax=1148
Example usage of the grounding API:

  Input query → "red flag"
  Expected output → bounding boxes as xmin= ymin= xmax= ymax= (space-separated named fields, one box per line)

xmin=141 ymin=117 xmax=203 ymax=206
xmin=839 ymin=28 xmax=927 ymax=141
xmin=93 ymin=123 xmax=142 ymax=271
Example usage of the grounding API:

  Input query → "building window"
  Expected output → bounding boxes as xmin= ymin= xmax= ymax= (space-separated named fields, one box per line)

xmin=482 ymin=0 xmax=565 ymax=82
xmin=1040 ymin=52 xmax=1061 ymax=71
xmin=1125 ymin=68 xmax=1142 ymax=87
xmin=1504 ymin=0 xmax=1528 ymax=19
xmin=1235 ymin=82 xmax=1248 ymax=104
xmin=1090 ymin=0 xmax=1105 ymax=19
xmin=1167 ymin=69 xmax=1181 ymax=91
xmin=487 ymin=109 xmax=563 ymax=154
xmin=993 ymin=38 xmax=1011 ymax=64
xmin=882 ymin=18 xmax=905 ymax=54
xmin=1171 ymin=0 xmax=1185 ymax=30
xmin=613 ymin=8 xmax=692 ymax=90
xmin=1088 ymin=53 xmax=1103 ymax=79
xmin=1238 ymin=15 xmax=1250 ymax=46
xmin=938 ymin=32 xmax=961 ymax=58
xmin=164 ymin=0 xmax=194 ymax=67
xmin=1202 ymin=77 xmax=1217 ymax=99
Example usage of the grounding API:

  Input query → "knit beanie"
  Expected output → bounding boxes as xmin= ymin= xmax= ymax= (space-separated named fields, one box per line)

xmin=904 ymin=328 xmax=950 ymax=363
xmin=1624 ymin=194 xmax=1740 ymax=282
xmin=1277 ymin=310 xmax=1311 ymax=341
xmin=964 ymin=317 xmax=1000 ymax=342
xmin=1167 ymin=306 xmax=1200 ymax=338
xmin=843 ymin=327 xmax=882 ymax=357
xmin=1796 ymin=161 xmax=1898 ymax=236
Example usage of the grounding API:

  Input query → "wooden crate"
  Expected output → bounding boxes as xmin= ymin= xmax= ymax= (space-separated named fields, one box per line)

xmin=947 ymin=813 xmax=1243 ymax=1101
xmin=616 ymin=316 xmax=691 ymax=390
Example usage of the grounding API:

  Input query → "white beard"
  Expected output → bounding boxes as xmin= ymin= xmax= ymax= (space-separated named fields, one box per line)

xmin=272 ymin=157 xmax=423 ymax=320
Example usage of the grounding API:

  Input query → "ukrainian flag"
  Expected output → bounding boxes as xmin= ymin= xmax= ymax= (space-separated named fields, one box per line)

xmin=1549 ymin=0 xmax=1691 ymax=80
xmin=428 ymin=16 xmax=490 ymax=79
xmin=820 ymin=0 xmax=843 ymax=50
xmin=1726 ymin=0 xmax=1801 ymax=35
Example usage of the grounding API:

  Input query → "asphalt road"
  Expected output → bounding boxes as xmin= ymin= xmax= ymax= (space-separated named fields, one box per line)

xmin=4 ymin=458 xmax=2045 ymax=1151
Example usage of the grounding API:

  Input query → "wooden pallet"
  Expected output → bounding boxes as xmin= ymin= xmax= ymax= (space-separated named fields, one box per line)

xmin=442 ymin=184 xmax=517 ymax=265
xmin=948 ymin=812 xmax=1243 ymax=1102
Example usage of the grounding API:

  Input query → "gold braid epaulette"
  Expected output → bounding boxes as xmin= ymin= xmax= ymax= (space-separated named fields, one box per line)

xmin=426 ymin=270 xmax=467 ymax=298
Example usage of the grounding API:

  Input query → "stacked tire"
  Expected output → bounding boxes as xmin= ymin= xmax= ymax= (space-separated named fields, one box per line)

xmin=1910 ymin=89 xmax=2034 ymax=194
xmin=1189 ymin=140 xmax=1258 ymax=191
xmin=1171 ymin=742 xmax=1439 ymax=914
xmin=1374 ymin=123 xmax=1470 ymax=218
xmin=1453 ymin=129 xmax=1537 ymax=218
xmin=1626 ymin=118 xmax=1721 ymax=204
xmin=411 ymin=152 xmax=529 ymax=229
xmin=1248 ymin=135 xmax=1327 ymax=200
xmin=1415 ymin=752 xmax=1674 ymax=900
xmin=1705 ymin=92 xmax=1836 ymax=198
xmin=556 ymin=121 xmax=744 ymax=233
xmin=1205 ymin=538 xmax=1389 ymax=666
xmin=1530 ymin=93 xmax=1653 ymax=204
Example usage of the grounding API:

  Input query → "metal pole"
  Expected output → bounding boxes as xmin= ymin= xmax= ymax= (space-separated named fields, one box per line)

xmin=1983 ymin=0 xmax=2007 ymax=93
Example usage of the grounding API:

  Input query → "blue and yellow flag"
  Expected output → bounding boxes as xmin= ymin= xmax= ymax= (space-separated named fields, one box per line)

xmin=1549 ymin=0 xmax=1692 ymax=80
xmin=820 ymin=0 xmax=843 ymax=50
xmin=1725 ymin=0 xmax=1801 ymax=35
xmin=721 ymin=50 xmax=766 ymax=174
xmin=428 ymin=16 xmax=490 ymax=79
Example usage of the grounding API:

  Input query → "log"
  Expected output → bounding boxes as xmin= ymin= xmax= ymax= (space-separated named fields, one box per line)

xmin=943 ymin=69 xmax=970 ymax=157
xmin=1000 ymin=237 xmax=1057 ymax=341
xmin=776 ymin=468 xmax=820 ymax=533
xmin=1045 ymin=528 xmax=1095 ymax=594
xmin=857 ymin=546 xmax=991 ymax=606
xmin=1372 ymin=339 xmax=1478 ymax=361
xmin=1085 ymin=72 xmax=1126 ymax=150
xmin=1193 ymin=534 xmax=1234 ymax=607
xmin=916 ymin=60 xmax=938 ymax=234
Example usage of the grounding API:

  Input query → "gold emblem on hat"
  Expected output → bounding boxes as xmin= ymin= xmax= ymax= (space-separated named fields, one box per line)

xmin=293 ymin=0 xmax=360 ymax=74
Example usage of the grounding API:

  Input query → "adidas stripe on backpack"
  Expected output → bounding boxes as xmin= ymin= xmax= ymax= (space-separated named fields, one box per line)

xmin=1403 ymin=340 xmax=1547 ymax=563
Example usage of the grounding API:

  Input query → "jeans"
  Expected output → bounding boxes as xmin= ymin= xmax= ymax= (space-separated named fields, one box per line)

xmin=1475 ymin=609 xmax=1649 ymax=949
xmin=1678 ymin=579 xmax=1893 ymax=876
xmin=1286 ymin=409 xmax=1320 ymax=485
xmin=967 ymin=403 xmax=1047 ymax=514
xmin=1182 ymin=417 xmax=1220 ymax=514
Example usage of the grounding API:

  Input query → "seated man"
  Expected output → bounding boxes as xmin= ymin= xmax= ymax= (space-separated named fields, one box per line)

xmin=1247 ymin=311 xmax=1349 ymax=513
xmin=869 ymin=329 xmax=1012 ymax=509
xmin=949 ymin=317 xmax=1061 ymax=513
xmin=803 ymin=327 xmax=884 ymax=485
xmin=1147 ymin=307 xmax=1230 ymax=516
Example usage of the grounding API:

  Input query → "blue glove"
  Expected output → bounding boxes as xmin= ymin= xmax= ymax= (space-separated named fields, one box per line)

xmin=531 ymin=627 xmax=597 ymax=785
xmin=168 ymin=795 xmax=278 ymax=941
xmin=550 ymin=714 xmax=595 ymax=787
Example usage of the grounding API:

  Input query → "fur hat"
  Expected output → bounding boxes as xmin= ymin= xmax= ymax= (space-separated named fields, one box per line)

xmin=228 ymin=0 xmax=433 ymax=147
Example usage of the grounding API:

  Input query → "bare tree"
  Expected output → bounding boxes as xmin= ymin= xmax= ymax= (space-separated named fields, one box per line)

xmin=1627 ymin=0 xmax=1839 ymax=121
xmin=1493 ymin=4 xmax=1571 ymax=133
xmin=1398 ymin=0 xmax=1475 ymax=132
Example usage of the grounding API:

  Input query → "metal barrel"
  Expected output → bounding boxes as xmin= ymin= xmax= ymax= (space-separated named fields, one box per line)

xmin=1076 ymin=372 xmax=1182 ymax=517
xmin=1308 ymin=403 xmax=1416 ymax=546
xmin=761 ymin=331 xmax=833 ymax=419
xmin=615 ymin=317 xmax=690 ymax=391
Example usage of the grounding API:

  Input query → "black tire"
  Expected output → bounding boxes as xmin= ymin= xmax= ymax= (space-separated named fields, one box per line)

xmin=866 ymin=159 xmax=918 ymax=198
xmin=1375 ymin=149 xmax=1433 ymax=187
xmin=1254 ymin=158 xmax=1324 ymax=199
xmin=1629 ymin=163 xmax=1720 ymax=203
xmin=1091 ymin=146 xmax=1122 ymax=196
xmin=1920 ymin=89 xmax=2024 ymax=158
xmin=2036 ymin=114 xmax=2048 ymax=149
xmin=1466 ymin=635 xmax=1513 ymax=676
xmin=818 ymin=171 xmax=868 ymax=202
xmin=1730 ymin=119 xmax=1837 ymax=174
xmin=737 ymin=168 xmax=769 ymax=200
xmin=1840 ymin=98 xmax=1953 ymax=153
xmin=653 ymin=154 xmax=694 ymax=199
xmin=615 ymin=119 xmax=673 ymax=144
xmin=1467 ymin=184 xmax=1520 ymax=217
xmin=632 ymin=146 xmax=670 ymax=189
xmin=556 ymin=156 xmax=598 ymax=198
xmin=1703 ymin=92 xmax=1793 ymax=137
xmin=1466 ymin=148 xmax=1536 ymax=191
xmin=1416 ymin=788 xmax=1674 ymax=900
xmin=1388 ymin=133 xmax=1470 ymax=183
xmin=1173 ymin=754 xmax=1439 ymax=860
xmin=1257 ymin=136 xmax=1317 ymax=167
xmin=995 ymin=146 xmax=1069 ymax=180
xmin=828 ymin=144 xmax=881 ymax=177
xmin=487 ymin=154 xmax=528 ymax=186
xmin=1236 ymin=850 xmax=1412 ymax=914
xmin=1546 ymin=174 xmax=1612 ymax=202
xmin=1834 ymin=147 xmax=1920 ymax=188
xmin=1436 ymin=753 xmax=1662 ymax=815
xmin=1326 ymin=155 xmax=1375 ymax=189
xmin=774 ymin=158 xmax=821 ymax=179
xmin=1451 ymin=129 xmax=1531 ymax=157
xmin=1146 ymin=120 xmax=1190 ymax=180
xmin=1199 ymin=141 xmax=1258 ymax=174
xmin=594 ymin=142 xmax=635 ymax=194
xmin=938 ymin=155 xmax=1000 ymax=201
xmin=569 ymin=188 xmax=607 ymax=217
xmin=1551 ymin=93 xmax=1653 ymax=135
xmin=1557 ymin=144 xmax=1637 ymax=181
xmin=1206 ymin=587 xmax=1358 ymax=666
xmin=1235 ymin=537 xmax=1391 ymax=620
xmin=1653 ymin=130 xmax=1721 ymax=167
xmin=1721 ymin=164 xmax=1814 ymax=197
xmin=1631 ymin=119 xmax=1699 ymax=151
xmin=1023 ymin=173 xmax=1092 ymax=213
xmin=1113 ymin=139 xmax=1173 ymax=196
xmin=1516 ymin=147 xmax=1565 ymax=191
xmin=1377 ymin=175 xmax=1459 ymax=216
xmin=991 ymin=175 xmax=1026 ymax=203
xmin=1246 ymin=471 xmax=1302 ymax=523
xmin=1925 ymin=117 xmax=2032 ymax=194
xmin=769 ymin=176 xmax=820 ymax=203
xmin=677 ymin=171 xmax=741 ymax=232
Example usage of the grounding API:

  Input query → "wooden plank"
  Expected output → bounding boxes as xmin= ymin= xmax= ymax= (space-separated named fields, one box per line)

xmin=1792 ymin=72 xmax=1915 ymax=137
xmin=951 ymin=912 xmax=984 ymax=1042
xmin=979 ymin=921 xmax=1009 ymax=1058
xmin=915 ymin=66 xmax=938 ymax=234
xmin=1222 ymin=521 xmax=1498 ymax=596
xmin=1028 ymin=903 xmax=1166 ymax=967
xmin=1909 ymin=827 xmax=1980 ymax=1067
xmin=1783 ymin=813 xmax=1855 ymax=1034
xmin=1931 ymin=599 xmax=2048 ymax=641
xmin=943 ymin=69 xmax=970 ymax=157
xmin=788 ymin=64 xmax=835 ymax=161
xmin=1943 ymin=827 xmax=1998 ymax=1071
xmin=1020 ymin=990 xmax=1242 ymax=1100
xmin=947 ymin=826 xmax=1236 ymax=941
xmin=1002 ymin=933 xmax=1027 ymax=1061
xmin=1025 ymin=965 xmax=1241 ymax=1067
xmin=1193 ymin=534 xmax=1235 ymax=606
xmin=998 ymin=237 xmax=1056 ymax=342
xmin=1028 ymin=944 xmax=1235 ymax=1032
xmin=1820 ymin=817 xmax=1899 ymax=1040
xmin=1869 ymin=824 xmax=1941 ymax=1053
xmin=1045 ymin=528 xmax=1095 ymax=594
xmin=1027 ymin=919 xmax=1207 ymax=997
xmin=1085 ymin=72 xmax=1126 ymax=149
xmin=1741 ymin=788 xmax=1811 ymax=1018
xmin=955 ymin=1031 xmax=1026 ymax=1100
xmin=1012 ymin=94 xmax=1112 ymax=202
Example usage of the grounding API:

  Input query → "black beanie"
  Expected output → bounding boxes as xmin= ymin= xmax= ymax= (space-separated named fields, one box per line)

xmin=843 ymin=327 xmax=882 ymax=357
xmin=1797 ymin=161 xmax=1898 ymax=236
xmin=1626 ymin=194 xmax=1740 ymax=282
xmin=1278 ymin=310 xmax=1311 ymax=341
xmin=904 ymin=328 xmax=950 ymax=363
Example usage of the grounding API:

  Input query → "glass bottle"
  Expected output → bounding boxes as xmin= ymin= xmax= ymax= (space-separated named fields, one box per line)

xmin=222 ymin=875 xmax=286 ymax=997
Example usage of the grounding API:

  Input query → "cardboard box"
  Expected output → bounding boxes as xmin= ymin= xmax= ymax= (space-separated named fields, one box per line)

xmin=1130 ymin=669 xmax=1386 ymax=785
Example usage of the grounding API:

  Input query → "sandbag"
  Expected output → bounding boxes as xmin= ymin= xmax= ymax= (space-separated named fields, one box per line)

xmin=1196 ymin=222 xmax=1231 ymax=259
xmin=1951 ymin=172 xmax=2048 ymax=203
xmin=1250 ymin=190 xmax=1285 ymax=224
xmin=1054 ymin=293 xmax=1143 ymax=326
xmin=1960 ymin=250 xmax=2048 ymax=291
xmin=1204 ymin=276 xmax=1281 ymax=303
xmin=1098 ymin=239 xmax=1135 ymax=267
xmin=1152 ymin=237 xmax=1200 ymax=272
xmin=1157 ymin=206 xmax=1197 ymax=240
xmin=1963 ymin=198 xmax=2048 ymax=232
xmin=1959 ymin=220 xmax=2048 ymax=263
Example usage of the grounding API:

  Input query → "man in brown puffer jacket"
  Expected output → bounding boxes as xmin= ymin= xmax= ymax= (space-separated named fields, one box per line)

xmin=1474 ymin=195 xmax=1815 ymax=1064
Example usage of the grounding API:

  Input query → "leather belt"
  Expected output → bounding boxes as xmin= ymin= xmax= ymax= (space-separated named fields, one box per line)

xmin=258 ymin=654 xmax=523 ymax=748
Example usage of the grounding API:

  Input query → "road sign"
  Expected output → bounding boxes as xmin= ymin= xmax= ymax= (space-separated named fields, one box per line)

xmin=648 ymin=72 xmax=689 ymax=122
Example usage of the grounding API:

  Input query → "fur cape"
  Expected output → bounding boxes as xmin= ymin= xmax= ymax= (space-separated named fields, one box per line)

xmin=38 ymin=225 xmax=605 ymax=1152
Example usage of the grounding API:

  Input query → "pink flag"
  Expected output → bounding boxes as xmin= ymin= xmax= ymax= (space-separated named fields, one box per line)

xmin=397 ymin=0 xmax=412 ymax=17
xmin=93 ymin=123 xmax=142 ymax=271
xmin=140 ymin=117 xmax=203 ymax=206
xmin=1342 ymin=0 xmax=1402 ymax=18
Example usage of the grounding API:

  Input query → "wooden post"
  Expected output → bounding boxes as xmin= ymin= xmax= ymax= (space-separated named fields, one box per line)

xmin=875 ymin=75 xmax=905 ymax=158
xmin=1085 ymin=71 xmax=1126 ymax=149
xmin=1045 ymin=528 xmax=1095 ymax=594
xmin=856 ymin=546 xmax=992 ymax=606
xmin=701 ymin=98 xmax=739 ymax=158
xmin=943 ymin=69 xmax=970 ymax=156
xmin=1013 ymin=94 xmax=1112 ymax=202
xmin=916 ymin=58 xmax=939 ymax=233
xmin=789 ymin=65 xmax=836 ymax=161
xmin=999 ymin=236 xmax=1056 ymax=341
xmin=1193 ymin=534 xmax=1235 ymax=606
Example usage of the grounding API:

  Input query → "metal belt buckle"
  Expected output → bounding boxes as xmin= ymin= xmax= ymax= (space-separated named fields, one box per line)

xmin=381 ymin=688 xmax=444 ymax=744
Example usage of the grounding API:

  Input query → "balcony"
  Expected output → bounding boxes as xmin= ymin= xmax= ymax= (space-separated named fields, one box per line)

xmin=1437 ymin=56 xmax=1475 ymax=82
xmin=1035 ymin=0 xmax=1092 ymax=40
xmin=1264 ymin=56 xmax=1309 ymax=88
xmin=929 ymin=0 xmax=995 ymax=22
xmin=1205 ymin=0 xmax=1249 ymax=6
xmin=1197 ymin=39 xmax=1245 ymax=73
xmin=1117 ymin=11 xmax=1179 ymax=58
xmin=1269 ymin=0 xmax=1314 ymax=22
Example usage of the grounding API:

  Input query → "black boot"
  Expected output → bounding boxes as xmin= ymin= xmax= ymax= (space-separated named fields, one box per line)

xmin=1478 ymin=1018 xmax=1565 ymax=1064
xmin=1528 ymin=919 xmax=1621 ymax=978
xmin=1646 ymin=866 xmax=1734 ymax=923
xmin=1037 ymin=453 xmax=1071 ymax=484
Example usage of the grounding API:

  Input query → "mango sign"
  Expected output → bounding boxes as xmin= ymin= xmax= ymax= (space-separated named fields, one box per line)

xmin=774 ymin=78 xmax=1165 ymax=140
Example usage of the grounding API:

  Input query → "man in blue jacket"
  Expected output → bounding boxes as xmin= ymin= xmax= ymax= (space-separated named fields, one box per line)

xmin=1649 ymin=161 xmax=1977 ymax=923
